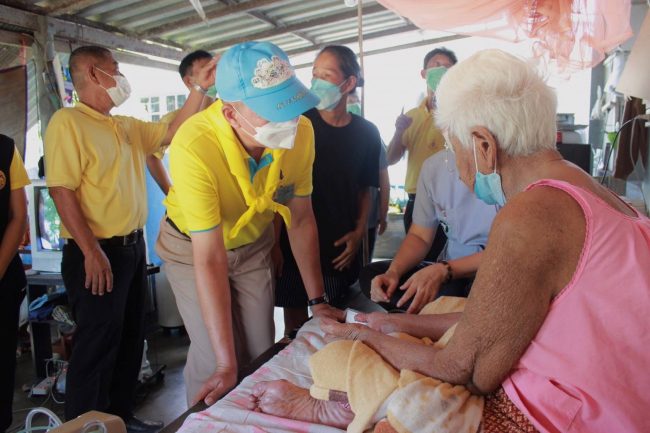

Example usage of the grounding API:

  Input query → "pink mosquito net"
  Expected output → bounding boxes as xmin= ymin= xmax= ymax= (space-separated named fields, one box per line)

xmin=376 ymin=0 xmax=633 ymax=70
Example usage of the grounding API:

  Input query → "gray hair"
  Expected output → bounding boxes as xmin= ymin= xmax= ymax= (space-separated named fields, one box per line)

xmin=436 ymin=49 xmax=557 ymax=157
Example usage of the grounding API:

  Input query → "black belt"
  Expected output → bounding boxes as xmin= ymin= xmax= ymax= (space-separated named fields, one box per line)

xmin=166 ymin=216 xmax=190 ymax=240
xmin=408 ymin=193 xmax=416 ymax=200
xmin=65 ymin=229 xmax=144 ymax=247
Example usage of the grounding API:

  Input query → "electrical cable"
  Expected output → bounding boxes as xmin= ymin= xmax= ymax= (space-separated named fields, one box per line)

xmin=600 ymin=117 xmax=636 ymax=184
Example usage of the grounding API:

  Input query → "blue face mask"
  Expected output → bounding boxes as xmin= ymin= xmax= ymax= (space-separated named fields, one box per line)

xmin=310 ymin=78 xmax=345 ymax=111
xmin=473 ymin=142 xmax=506 ymax=206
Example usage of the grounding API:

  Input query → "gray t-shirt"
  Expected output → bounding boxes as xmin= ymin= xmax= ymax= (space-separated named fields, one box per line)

xmin=413 ymin=150 xmax=497 ymax=260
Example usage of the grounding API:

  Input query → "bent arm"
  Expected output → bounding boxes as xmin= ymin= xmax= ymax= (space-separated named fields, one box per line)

xmin=0 ymin=188 xmax=28 ymax=279
xmin=357 ymin=189 xmax=584 ymax=394
xmin=286 ymin=196 xmax=325 ymax=301
xmin=162 ymin=58 xmax=217 ymax=145
xmin=355 ymin=187 xmax=371 ymax=236
xmin=387 ymin=223 xmax=436 ymax=277
xmin=191 ymin=227 xmax=237 ymax=371
xmin=386 ymin=130 xmax=407 ymax=165
xmin=447 ymin=251 xmax=483 ymax=280
xmin=49 ymin=187 xmax=100 ymax=254
xmin=146 ymin=155 xmax=171 ymax=195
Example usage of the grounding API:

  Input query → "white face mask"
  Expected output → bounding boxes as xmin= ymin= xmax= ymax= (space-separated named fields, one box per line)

xmin=96 ymin=67 xmax=131 ymax=107
xmin=234 ymin=107 xmax=299 ymax=150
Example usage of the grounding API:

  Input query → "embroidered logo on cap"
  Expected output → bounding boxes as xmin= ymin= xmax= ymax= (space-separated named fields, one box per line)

xmin=251 ymin=56 xmax=294 ymax=89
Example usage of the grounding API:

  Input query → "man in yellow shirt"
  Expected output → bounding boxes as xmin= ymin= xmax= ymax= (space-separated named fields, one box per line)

xmin=0 ymin=135 xmax=30 ymax=432
xmin=44 ymin=45 xmax=214 ymax=430
xmin=156 ymin=41 xmax=342 ymax=408
xmin=387 ymin=48 xmax=457 ymax=238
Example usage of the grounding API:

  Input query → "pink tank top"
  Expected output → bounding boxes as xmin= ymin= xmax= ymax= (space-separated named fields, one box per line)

xmin=502 ymin=179 xmax=650 ymax=433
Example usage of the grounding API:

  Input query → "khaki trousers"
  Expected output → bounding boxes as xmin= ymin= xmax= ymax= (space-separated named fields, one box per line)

xmin=155 ymin=218 xmax=275 ymax=406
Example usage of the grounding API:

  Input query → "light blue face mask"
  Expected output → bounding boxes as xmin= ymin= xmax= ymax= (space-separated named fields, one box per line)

xmin=473 ymin=141 xmax=506 ymax=206
xmin=310 ymin=78 xmax=346 ymax=111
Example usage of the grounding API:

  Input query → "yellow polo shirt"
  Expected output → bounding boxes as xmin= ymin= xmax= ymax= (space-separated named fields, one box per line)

xmin=44 ymin=103 xmax=168 ymax=238
xmin=403 ymin=99 xmax=446 ymax=194
xmin=164 ymin=100 xmax=314 ymax=250
xmin=9 ymin=147 xmax=30 ymax=190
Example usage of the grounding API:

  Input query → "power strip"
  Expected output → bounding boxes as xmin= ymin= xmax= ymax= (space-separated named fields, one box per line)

xmin=31 ymin=376 xmax=55 ymax=396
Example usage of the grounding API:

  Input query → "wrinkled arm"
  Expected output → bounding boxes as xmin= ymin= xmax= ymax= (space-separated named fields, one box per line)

xmin=348 ymin=189 xmax=581 ymax=394
xmin=0 ymin=188 xmax=27 ymax=279
xmin=146 ymin=155 xmax=171 ymax=195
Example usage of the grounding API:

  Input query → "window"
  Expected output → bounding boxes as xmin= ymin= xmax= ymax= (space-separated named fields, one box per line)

xmin=166 ymin=95 xmax=176 ymax=112
xmin=152 ymin=114 xmax=160 ymax=122
xmin=151 ymin=97 xmax=159 ymax=113
xmin=176 ymin=94 xmax=186 ymax=107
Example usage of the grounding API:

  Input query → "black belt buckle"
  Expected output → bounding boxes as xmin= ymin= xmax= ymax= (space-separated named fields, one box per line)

xmin=121 ymin=229 xmax=142 ymax=246
xmin=99 ymin=229 xmax=142 ymax=247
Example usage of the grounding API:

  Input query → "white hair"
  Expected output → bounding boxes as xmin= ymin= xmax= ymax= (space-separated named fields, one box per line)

xmin=436 ymin=49 xmax=557 ymax=157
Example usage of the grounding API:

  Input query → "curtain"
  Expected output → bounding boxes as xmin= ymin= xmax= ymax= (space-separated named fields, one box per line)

xmin=376 ymin=0 xmax=633 ymax=70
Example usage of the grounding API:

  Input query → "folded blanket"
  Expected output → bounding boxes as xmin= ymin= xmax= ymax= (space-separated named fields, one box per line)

xmin=308 ymin=296 xmax=483 ymax=433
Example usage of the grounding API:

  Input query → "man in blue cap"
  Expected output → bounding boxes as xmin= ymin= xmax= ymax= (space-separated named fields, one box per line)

xmin=156 ymin=41 xmax=343 ymax=407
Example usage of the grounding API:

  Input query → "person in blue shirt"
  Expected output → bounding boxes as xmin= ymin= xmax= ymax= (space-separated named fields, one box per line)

xmin=360 ymin=149 xmax=497 ymax=313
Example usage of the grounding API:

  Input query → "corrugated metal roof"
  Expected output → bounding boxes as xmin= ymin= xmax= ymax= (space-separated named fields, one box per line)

xmin=0 ymin=0 xmax=456 ymax=59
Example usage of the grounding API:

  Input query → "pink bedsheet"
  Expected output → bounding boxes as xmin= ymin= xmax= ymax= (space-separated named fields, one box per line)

xmin=177 ymin=320 xmax=344 ymax=433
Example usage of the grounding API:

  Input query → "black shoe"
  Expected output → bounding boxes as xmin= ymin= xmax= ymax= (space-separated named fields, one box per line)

xmin=125 ymin=416 xmax=164 ymax=433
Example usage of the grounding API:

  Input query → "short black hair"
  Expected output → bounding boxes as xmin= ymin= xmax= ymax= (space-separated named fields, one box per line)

xmin=318 ymin=45 xmax=364 ymax=90
xmin=179 ymin=50 xmax=212 ymax=78
xmin=69 ymin=45 xmax=111 ymax=85
xmin=423 ymin=47 xmax=457 ymax=69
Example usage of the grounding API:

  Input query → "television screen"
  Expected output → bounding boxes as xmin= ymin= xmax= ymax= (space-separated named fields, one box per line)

xmin=37 ymin=187 xmax=63 ymax=251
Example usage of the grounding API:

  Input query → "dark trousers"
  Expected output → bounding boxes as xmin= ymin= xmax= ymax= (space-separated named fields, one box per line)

xmin=0 ymin=257 xmax=26 ymax=432
xmin=359 ymin=260 xmax=472 ymax=312
xmin=61 ymin=238 xmax=147 ymax=421
xmin=404 ymin=194 xmax=448 ymax=262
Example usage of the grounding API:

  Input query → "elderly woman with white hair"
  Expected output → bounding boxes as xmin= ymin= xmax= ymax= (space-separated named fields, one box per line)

xmin=249 ymin=49 xmax=650 ymax=433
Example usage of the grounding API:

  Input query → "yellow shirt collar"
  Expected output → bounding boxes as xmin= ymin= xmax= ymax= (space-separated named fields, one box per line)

xmin=209 ymin=100 xmax=291 ymax=239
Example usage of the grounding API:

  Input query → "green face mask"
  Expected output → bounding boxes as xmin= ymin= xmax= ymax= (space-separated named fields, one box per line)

xmin=346 ymin=103 xmax=362 ymax=116
xmin=206 ymin=84 xmax=217 ymax=99
xmin=425 ymin=66 xmax=447 ymax=92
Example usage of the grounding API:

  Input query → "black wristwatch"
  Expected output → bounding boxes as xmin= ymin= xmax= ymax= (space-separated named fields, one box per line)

xmin=308 ymin=294 xmax=329 ymax=307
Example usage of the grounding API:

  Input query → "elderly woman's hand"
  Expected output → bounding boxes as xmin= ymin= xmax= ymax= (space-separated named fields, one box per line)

xmin=355 ymin=312 xmax=400 ymax=334
xmin=320 ymin=318 xmax=377 ymax=342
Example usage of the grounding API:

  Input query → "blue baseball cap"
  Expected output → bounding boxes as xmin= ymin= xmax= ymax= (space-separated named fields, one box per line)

xmin=216 ymin=41 xmax=319 ymax=122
